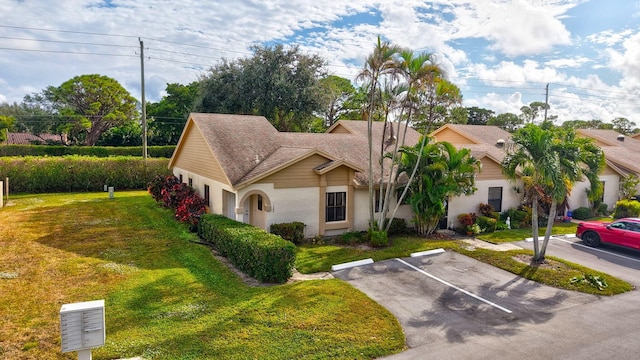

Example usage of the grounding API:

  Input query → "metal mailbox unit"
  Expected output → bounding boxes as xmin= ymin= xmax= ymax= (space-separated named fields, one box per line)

xmin=60 ymin=300 xmax=105 ymax=360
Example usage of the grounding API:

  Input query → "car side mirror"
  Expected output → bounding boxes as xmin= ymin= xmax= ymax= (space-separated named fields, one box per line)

xmin=606 ymin=225 xmax=611 ymax=230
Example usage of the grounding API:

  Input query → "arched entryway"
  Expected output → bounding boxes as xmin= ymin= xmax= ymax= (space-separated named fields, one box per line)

xmin=239 ymin=190 xmax=272 ymax=231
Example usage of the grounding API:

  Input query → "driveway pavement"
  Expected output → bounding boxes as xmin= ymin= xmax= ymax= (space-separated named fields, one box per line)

xmin=332 ymin=245 xmax=640 ymax=360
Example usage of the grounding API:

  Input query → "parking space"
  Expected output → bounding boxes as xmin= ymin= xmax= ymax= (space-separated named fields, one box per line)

xmin=332 ymin=250 xmax=599 ymax=349
xmin=517 ymin=235 xmax=640 ymax=286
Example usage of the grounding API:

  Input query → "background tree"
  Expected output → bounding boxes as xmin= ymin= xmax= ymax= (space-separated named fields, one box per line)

xmin=40 ymin=74 xmax=138 ymax=146
xmin=0 ymin=115 xmax=15 ymax=142
xmin=147 ymin=82 xmax=199 ymax=145
xmin=96 ymin=121 xmax=142 ymax=146
xmin=318 ymin=75 xmax=356 ymax=128
xmin=619 ymin=174 xmax=640 ymax=200
xmin=195 ymin=44 xmax=327 ymax=132
xmin=487 ymin=112 xmax=522 ymax=132
xmin=466 ymin=106 xmax=494 ymax=125
xmin=519 ymin=101 xmax=549 ymax=124
xmin=561 ymin=119 xmax=613 ymax=130
xmin=397 ymin=138 xmax=480 ymax=236
xmin=611 ymin=117 xmax=637 ymax=135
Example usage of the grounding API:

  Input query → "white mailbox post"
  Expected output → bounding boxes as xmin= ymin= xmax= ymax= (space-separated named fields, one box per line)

xmin=60 ymin=300 xmax=105 ymax=360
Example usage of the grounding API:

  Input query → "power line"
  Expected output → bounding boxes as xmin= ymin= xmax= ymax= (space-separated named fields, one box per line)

xmin=0 ymin=24 xmax=137 ymax=39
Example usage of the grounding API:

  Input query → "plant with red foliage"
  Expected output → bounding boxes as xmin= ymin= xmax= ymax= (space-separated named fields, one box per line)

xmin=148 ymin=175 xmax=180 ymax=202
xmin=478 ymin=203 xmax=495 ymax=217
xmin=175 ymin=193 xmax=207 ymax=229
xmin=457 ymin=213 xmax=477 ymax=227
xmin=162 ymin=182 xmax=195 ymax=210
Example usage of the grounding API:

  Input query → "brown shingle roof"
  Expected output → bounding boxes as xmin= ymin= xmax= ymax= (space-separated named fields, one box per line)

xmin=3 ymin=132 xmax=65 ymax=145
xmin=177 ymin=114 xmax=421 ymax=188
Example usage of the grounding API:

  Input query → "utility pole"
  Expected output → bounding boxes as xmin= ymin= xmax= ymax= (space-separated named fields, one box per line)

xmin=543 ymin=83 xmax=549 ymax=122
xmin=139 ymin=38 xmax=148 ymax=160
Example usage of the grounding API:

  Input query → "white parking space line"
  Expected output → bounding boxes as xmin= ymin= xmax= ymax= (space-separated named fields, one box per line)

xmin=395 ymin=258 xmax=513 ymax=314
xmin=554 ymin=237 xmax=640 ymax=264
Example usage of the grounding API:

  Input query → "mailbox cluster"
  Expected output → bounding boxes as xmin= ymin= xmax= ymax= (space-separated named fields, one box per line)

xmin=60 ymin=300 xmax=105 ymax=353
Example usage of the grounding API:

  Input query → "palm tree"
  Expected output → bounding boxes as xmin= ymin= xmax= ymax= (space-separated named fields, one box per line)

xmin=356 ymin=37 xmax=401 ymax=233
xmin=377 ymin=49 xmax=444 ymax=231
xmin=397 ymin=138 xmax=480 ymax=236
xmin=503 ymin=123 xmax=604 ymax=262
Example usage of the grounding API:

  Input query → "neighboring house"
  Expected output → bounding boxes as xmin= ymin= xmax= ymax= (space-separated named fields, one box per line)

xmin=429 ymin=124 xmax=522 ymax=227
xmin=2 ymin=132 xmax=67 ymax=145
xmin=168 ymin=113 xmax=420 ymax=238
xmin=430 ymin=125 xmax=640 ymax=228
xmin=576 ymin=129 xmax=640 ymax=208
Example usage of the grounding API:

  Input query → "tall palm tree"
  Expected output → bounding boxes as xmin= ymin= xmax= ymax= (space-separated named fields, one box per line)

xmin=356 ymin=37 xmax=401 ymax=232
xmin=377 ymin=49 xmax=443 ymax=230
xmin=503 ymin=124 xmax=604 ymax=262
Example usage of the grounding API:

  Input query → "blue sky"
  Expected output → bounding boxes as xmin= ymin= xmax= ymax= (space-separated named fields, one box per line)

xmin=0 ymin=0 xmax=639 ymax=124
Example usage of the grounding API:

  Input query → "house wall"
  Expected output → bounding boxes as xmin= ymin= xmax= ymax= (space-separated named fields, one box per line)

xmin=171 ymin=124 xmax=228 ymax=184
xmin=432 ymin=128 xmax=475 ymax=144
xmin=448 ymin=179 xmax=521 ymax=228
xmin=568 ymin=174 xmax=620 ymax=212
xmin=352 ymin=189 xmax=414 ymax=231
xmin=172 ymin=166 xmax=234 ymax=215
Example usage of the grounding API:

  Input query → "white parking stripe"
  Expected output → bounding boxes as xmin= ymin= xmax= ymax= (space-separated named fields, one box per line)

xmin=554 ymin=237 xmax=640 ymax=263
xmin=395 ymin=258 xmax=513 ymax=314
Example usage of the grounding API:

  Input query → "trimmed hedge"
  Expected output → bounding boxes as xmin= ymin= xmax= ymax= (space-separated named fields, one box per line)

xmin=0 ymin=145 xmax=175 ymax=158
xmin=477 ymin=215 xmax=497 ymax=233
xmin=0 ymin=155 xmax=171 ymax=193
xmin=198 ymin=214 xmax=296 ymax=283
xmin=571 ymin=207 xmax=592 ymax=220
xmin=270 ymin=222 xmax=305 ymax=244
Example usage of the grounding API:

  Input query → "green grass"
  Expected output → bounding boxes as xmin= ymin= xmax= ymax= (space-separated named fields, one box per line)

xmin=0 ymin=192 xmax=404 ymax=360
xmin=296 ymin=231 xmax=634 ymax=296
xmin=477 ymin=222 xmax=578 ymax=243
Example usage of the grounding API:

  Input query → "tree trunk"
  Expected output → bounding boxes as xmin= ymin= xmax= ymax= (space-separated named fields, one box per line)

xmin=531 ymin=195 xmax=542 ymax=262
xmin=539 ymin=198 xmax=558 ymax=261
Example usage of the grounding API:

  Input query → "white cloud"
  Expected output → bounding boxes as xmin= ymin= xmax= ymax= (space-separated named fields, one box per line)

xmin=587 ymin=29 xmax=634 ymax=46
xmin=446 ymin=0 xmax=575 ymax=57
xmin=607 ymin=32 xmax=640 ymax=90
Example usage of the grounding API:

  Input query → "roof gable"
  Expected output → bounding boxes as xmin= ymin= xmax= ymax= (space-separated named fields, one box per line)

xmin=170 ymin=115 xmax=421 ymax=189
xmin=429 ymin=124 xmax=511 ymax=146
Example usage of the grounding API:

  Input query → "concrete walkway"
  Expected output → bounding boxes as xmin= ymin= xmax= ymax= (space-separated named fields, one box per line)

xmin=460 ymin=238 xmax=522 ymax=251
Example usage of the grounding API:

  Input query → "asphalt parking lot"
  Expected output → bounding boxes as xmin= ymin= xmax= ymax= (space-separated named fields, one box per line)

xmin=332 ymin=246 xmax=640 ymax=360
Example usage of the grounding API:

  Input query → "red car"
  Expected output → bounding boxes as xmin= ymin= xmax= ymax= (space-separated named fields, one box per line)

xmin=576 ymin=217 xmax=640 ymax=250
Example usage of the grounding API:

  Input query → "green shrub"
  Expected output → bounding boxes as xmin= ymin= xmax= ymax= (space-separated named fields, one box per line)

xmin=502 ymin=207 xmax=530 ymax=229
xmin=613 ymin=199 xmax=640 ymax=219
xmin=597 ymin=203 xmax=609 ymax=216
xmin=0 ymin=145 xmax=176 ymax=158
xmin=0 ymin=156 xmax=171 ymax=193
xmin=336 ymin=231 xmax=367 ymax=245
xmin=571 ymin=207 xmax=592 ymax=220
xmin=270 ymin=222 xmax=305 ymax=244
xmin=198 ymin=214 xmax=296 ymax=283
xmin=387 ymin=218 xmax=409 ymax=236
xmin=477 ymin=216 xmax=497 ymax=233
xmin=369 ymin=230 xmax=388 ymax=247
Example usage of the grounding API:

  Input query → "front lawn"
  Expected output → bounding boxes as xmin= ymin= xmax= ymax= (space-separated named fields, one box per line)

xmin=0 ymin=192 xmax=404 ymax=359
xmin=477 ymin=222 xmax=578 ymax=243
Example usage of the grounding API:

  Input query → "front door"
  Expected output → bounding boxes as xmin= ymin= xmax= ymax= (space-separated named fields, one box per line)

xmin=249 ymin=194 xmax=266 ymax=230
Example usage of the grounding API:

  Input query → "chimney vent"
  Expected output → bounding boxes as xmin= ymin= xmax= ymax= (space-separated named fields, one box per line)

xmin=617 ymin=134 xmax=625 ymax=142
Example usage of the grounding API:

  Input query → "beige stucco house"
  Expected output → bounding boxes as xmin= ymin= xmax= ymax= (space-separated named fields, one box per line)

xmin=429 ymin=124 xmax=522 ymax=227
xmin=168 ymin=113 xmax=420 ymax=238
xmin=575 ymin=129 xmax=640 ymax=208
xmin=431 ymin=125 xmax=640 ymax=227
